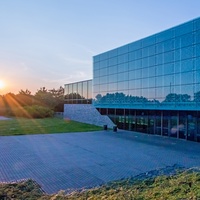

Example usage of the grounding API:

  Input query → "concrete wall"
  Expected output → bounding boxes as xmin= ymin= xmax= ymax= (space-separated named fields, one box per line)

xmin=64 ymin=104 xmax=115 ymax=128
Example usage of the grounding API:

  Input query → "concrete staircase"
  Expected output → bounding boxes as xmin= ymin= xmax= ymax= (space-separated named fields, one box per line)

xmin=64 ymin=104 xmax=115 ymax=128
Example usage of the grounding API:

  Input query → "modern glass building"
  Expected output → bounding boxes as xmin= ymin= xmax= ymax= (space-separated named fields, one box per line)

xmin=93 ymin=17 xmax=200 ymax=142
xmin=64 ymin=79 xmax=92 ymax=104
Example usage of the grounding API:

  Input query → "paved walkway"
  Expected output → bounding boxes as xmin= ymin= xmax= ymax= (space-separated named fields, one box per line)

xmin=0 ymin=130 xmax=200 ymax=194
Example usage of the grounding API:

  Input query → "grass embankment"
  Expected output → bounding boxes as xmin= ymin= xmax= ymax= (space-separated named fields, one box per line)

xmin=1 ymin=170 xmax=200 ymax=200
xmin=0 ymin=118 xmax=102 ymax=136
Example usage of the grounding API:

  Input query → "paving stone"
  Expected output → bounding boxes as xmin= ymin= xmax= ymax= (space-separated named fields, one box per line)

xmin=0 ymin=130 xmax=200 ymax=194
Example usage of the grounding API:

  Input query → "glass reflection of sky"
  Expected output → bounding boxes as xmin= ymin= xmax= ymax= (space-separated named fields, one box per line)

xmin=93 ymin=17 xmax=200 ymax=110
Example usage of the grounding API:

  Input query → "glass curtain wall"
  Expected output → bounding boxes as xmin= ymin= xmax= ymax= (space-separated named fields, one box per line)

xmin=64 ymin=80 xmax=92 ymax=104
xmin=93 ymin=17 xmax=200 ymax=111
xmin=98 ymin=108 xmax=200 ymax=142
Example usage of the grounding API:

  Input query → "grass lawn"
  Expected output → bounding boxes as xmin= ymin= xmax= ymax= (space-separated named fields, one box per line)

xmin=1 ymin=169 xmax=200 ymax=199
xmin=0 ymin=117 xmax=102 ymax=136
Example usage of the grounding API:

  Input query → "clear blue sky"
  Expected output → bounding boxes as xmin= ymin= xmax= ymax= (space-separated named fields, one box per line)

xmin=0 ymin=0 xmax=200 ymax=94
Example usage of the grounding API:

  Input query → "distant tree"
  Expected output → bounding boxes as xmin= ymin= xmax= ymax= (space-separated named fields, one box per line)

xmin=49 ymin=86 xmax=65 ymax=112
xmin=194 ymin=91 xmax=200 ymax=102
xmin=18 ymin=89 xmax=31 ymax=95
xmin=49 ymin=86 xmax=64 ymax=99
xmin=35 ymin=86 xmax=65 ymax=111
xmin=164 ymin=93 xmax=191 ymax=102
xmin=35 ymin=87 xmax=57 ymax=109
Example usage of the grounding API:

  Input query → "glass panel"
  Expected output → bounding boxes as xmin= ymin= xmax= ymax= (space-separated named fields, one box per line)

xmin=64 ymin=85 xmax=68 ymax=96
xmin=179 ymin=112 xmax=186 ymax=139
xmin=164 ymin=40 xmax=174 ymax=52
xmin=181 ymin=46 xmax=193 ymax=60
xmin=118 ymin=45 xmax=129 ymax=55
xmin=77 ymin=82 xmax=83 ymax=99
xmin=197 ymin=114 xmax=200 ymax=142
xmin=175 ymin=22 xmax=193 ymax=37
xmin=88 ymin=80 xmax=92 ymax=99
xmin=118 ymin=54 xmax=128 ymax=64
xmin=187 ymin=114 xmax=196 ymax=141
xmin=181 ymin=72 xmax=193 ymax=85
xmin=163 ymin=111 xmax=170 ymax=136
xmin=170 ymin=114 xmax=178 ymax=138
xmin=83 ymin=82 xmax=88 ymax=99
xmin=181 ymin=33 xmax=194 ymax=47
xmin=181 ymin=59 xmax=193 ymax=72
xmin=155 ymin=111 xmax=162 ymax=135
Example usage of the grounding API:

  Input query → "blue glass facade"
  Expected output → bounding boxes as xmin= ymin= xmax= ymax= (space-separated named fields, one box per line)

xmin=93 ymin=17 xmax=200 ymax=142
xmin=64 ymin=80 xmax=92 ymax=104
xmin=93 ymin=17 xmax=200 ymax=110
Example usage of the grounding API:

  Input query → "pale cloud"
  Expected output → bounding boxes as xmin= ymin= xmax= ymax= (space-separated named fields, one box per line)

xmin=72 ymin=43 xmax=96 ymax=55
xmin=60 ymin=56 xmax=91 ymax=66
xmin=41 ymin=70 xmax=92 ymax=86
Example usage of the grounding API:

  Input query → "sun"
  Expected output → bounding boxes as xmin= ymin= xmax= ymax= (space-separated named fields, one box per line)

xmin=0 ymin=80 xmax=5 ymax=89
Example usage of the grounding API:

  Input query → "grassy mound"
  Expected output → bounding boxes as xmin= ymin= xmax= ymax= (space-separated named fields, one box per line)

xmin=1 ymin=168 xmax=200 ymax=199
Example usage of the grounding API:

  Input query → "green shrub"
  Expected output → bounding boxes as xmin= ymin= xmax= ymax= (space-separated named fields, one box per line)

xmin=8 ymin=105 xmax=54 ymax=118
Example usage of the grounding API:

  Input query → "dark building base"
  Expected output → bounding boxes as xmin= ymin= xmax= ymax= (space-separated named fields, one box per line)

xmin=97 ymin=108 xmax=200 ymax=143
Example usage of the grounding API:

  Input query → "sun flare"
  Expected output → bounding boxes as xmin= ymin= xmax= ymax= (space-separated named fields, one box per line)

xmin=0 ymin=80 xmax=5 ymax=89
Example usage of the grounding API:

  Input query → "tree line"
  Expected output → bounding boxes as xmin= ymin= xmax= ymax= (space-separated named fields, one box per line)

xmin=0 ymin=86 xmax=64 ymax=118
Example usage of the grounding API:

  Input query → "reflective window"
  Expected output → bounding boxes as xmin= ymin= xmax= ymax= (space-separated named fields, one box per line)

xmin=149 ymin=56 xmax=156 ymax=66
xmin=100 ymin=67 xmax=108 ymax=76
xmin=195 ymin=57 xmax=200 ymax=70
xmin=109 ymin=49 xmax=118 ymax=58
xmin=108 ymin=57 xmax=118 ymax=66
xmin=181 ymin=59 xmax=194 ymax=72
xmin=129 ymin=51 xmax=136 ymax=61
xmin=164 ymin=40 xmax=174 ymax=52
xmin=117 ymin=72 xmax=129 ymax=82
xmin=129 ymin=40 xmax=141 ymax=51
xmin=108 ymin=74 xmax=117 ymax=83
xmin=149 ymin=66 xmax=155 ymax=77
xmin=195 ymin=70 xmax=200 ymax=83
xmin=117 ymin=81 xmax=128 ymax=91
xmin=174 ymin=73 xmax=181 ymax=85
xmin=65 ymin=80 xmax=92 ymax=104
xmin=78 ymin=82 xmax=83 ymax=97
xmin=164 ymin=63 xmax=174 ymax=75
xmin=142 ymin=57 xmax=148 ymax=67
xmin=108 ymin=65 xmax=117 ymax=75
xmin=118 ymin=54 xmax=128 ymax=64
xmin=83 ymin=81 xmax=88 ymax=99
xmin=129 ymin=79 xmax=135 ymax=89
xmin=156 ymin=54 xmax=163 ymax=65
xmin=156 ymin=29 xmax=174 ymax=43
xmin=175 ymin=22 xmax=193 ymax=37
xmin=156 ymin=76 xmax=164 ymax=87
xmin=93 ymin=18 xmax=200 ymax=111
xmin=181 ymin=72 xmax=193 ymax=84
xmin=195 ymin=43 xmax=200 ymax=57
xmin=93 ymin=62 xmax=99 ymax=70
xmin=118 ymin=63 xmax=129 ymax=73
xmin=181 ymin=46 xmax=193 ymax=60
xmin=194 ymin=30 xmax=200 ymax=44
xmin=164 ymin=51 xmax=174 ymax=63
xmin=156 ymin=65 xmax=163 ymax=76
xmin=181 ymin=33 xmax=194 ymax=47
xmin=93 ymin=69 xmax=99 ymax=78
xmin=99 ymin=76 xmax=108 ymax=84
xmin=69 ymin=84 xmax=72 ymax=94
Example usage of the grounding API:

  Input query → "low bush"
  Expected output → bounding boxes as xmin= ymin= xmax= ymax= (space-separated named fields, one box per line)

xmin=8 ymin=105 xmax=54 ymax=118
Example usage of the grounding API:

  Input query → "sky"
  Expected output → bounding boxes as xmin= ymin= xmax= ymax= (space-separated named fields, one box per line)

xmin=0 ymin=0 xmax=200 ymax=95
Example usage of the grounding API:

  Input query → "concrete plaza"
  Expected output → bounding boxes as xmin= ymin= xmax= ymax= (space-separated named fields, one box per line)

xmin=0 ymin=130 xmax=200 ymax=194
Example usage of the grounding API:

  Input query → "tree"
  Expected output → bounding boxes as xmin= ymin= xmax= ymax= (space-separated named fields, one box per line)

xmin=18 ymin=89 xmax=31 ymax=95
xmin=194 ymin=91 xmax=200 ymax=102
